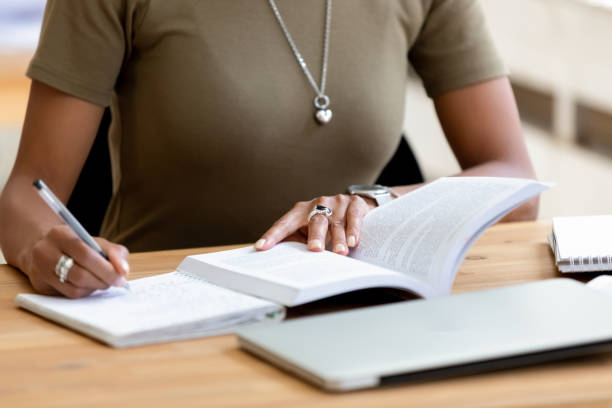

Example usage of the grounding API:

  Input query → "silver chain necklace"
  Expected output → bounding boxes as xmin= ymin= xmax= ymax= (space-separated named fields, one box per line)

xmin=269 ymin=0 xmax=333 ymax=125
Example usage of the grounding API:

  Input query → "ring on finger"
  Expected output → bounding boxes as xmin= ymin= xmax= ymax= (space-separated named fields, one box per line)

xmin=307 ymin=205 xmax=333 ymax=223
xmin=55 ymin=255 xmax=74 ymax=284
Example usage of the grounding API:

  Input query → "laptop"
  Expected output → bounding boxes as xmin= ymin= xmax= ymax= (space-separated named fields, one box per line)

xmin=237 ymin=279 xmax=612 ymax=391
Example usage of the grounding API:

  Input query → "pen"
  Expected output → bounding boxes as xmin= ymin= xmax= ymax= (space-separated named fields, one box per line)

xmin=33 ymin=179 xmax=130 ymax=291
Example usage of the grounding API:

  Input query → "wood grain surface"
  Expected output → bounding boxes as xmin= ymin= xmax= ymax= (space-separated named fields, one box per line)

xmin=2 ymin=221 xmax=612 ymax=407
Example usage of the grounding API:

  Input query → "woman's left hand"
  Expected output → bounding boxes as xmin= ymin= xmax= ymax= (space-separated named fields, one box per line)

xmin=255 ymin=194 xmax=376 ymax=255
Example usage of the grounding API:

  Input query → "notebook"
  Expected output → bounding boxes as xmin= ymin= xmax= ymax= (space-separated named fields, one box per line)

xmin=549 ymin=215 xmax=612 ymax=272
xmin=16 ymin=272 xmax=284 ymax=347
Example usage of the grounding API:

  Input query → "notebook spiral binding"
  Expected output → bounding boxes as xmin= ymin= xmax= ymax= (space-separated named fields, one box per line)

xmin=569 ymin=255 xmax=612 ymax=272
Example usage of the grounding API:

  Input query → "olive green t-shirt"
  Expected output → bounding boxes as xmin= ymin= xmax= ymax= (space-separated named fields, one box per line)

xmin=28 ymin=0 xmax=507 ymax=251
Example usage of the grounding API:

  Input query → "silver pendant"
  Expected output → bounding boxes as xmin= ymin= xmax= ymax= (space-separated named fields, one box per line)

xmin=314 ymin=95 xmax=332 ymax=124
xmin=316 ymin=109 xmax=333 ymax=124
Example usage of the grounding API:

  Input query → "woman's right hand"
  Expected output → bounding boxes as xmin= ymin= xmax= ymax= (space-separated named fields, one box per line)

xmin=0 ymin=80 xmax=121 ymax=299
xmin=25 ymin=225 xmax=130 ymax=298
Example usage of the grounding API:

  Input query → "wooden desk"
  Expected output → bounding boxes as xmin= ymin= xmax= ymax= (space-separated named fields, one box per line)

xmin=2 ymin=221 xmax=612 ymax=407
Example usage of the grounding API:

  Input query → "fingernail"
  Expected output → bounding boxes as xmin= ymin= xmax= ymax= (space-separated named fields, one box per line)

xmin=334 ymin=244 xmax=346 ymax=254
xmin=114 ymin=277 xmax=128 ymax=288
xmin=347 ymin=236 xmax=356 ymax=247
xmin=121 ymin=259 xmax=130 ymax=275
xmin=255 ymin=239 xmax=266 ymax=250
xmin=309 ymin=239 xmax=323 ymax=250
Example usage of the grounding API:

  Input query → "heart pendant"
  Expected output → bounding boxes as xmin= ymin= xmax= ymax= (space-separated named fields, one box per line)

xmin=315 ymin=109 xmax=333 ymax=124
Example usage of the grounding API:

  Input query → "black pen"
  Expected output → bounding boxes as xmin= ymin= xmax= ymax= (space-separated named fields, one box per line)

xmin=33 ymin=179 xmax=130 ymax=290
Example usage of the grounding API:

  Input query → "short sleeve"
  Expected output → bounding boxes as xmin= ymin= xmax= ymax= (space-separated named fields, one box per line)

xmin=26 ymin=0 xmax=129 ymax=107
xmin=409 ymin=0 xmax=508 ymax=98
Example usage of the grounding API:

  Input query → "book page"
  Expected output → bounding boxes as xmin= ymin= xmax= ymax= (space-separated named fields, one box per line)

xmin=17 ymin=272 xmax=279 ymax=338
xmin=179 ymin=178 xmax=547 ymax=303
xmin=189 ymin=243 xmax=404 ymax=290
xmin=181 ymin=243 xmax=426 ymax=305
xmin=351 ymin=177 xmax=544 ymax=291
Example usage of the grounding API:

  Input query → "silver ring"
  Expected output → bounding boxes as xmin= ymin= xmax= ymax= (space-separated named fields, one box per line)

xmin=54 ymin=255 xmax=74 ymax=284
xmin=307 ymin=205 xmax=333 ymax=223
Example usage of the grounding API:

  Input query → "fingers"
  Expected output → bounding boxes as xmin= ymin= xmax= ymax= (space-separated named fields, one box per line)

xmin=330 ymin=219 xmax=348 ymax=255
xmin=27 ymin=225 xmax=130 ymax=298
xmin=307 ymin=211 xmax=329 ymax=251
xmin=309 ymin=195 xmax=348 ymax=253
xmin=64 ymin=263 xmax=109 ymax=290
xmin=30 ymin=236 xmax=97 ymax=298
xmin=256 ymin=194 xmax=373 ymax=255
xmin=98 ymin=238 xmax=130 ymax=278
xmin=255 ymin=201 xmax=310 ymax=250
xmin=50 ymin=226 xmax=125 ymax=287
xmin=50 ymin=277 xmax=96 ymax=299
xmin=345 ymin=195 xmax=370 ymax=248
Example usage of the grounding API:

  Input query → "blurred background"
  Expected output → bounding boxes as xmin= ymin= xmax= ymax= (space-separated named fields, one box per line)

xmin=1 ymin=0 xmax=612 ymax=263
xmin=405 ymin=0 xmax=612 ymax=221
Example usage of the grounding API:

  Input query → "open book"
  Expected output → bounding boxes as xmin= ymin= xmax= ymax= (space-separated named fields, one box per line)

xmin=16 ymin=177 xmax=549 ymax=347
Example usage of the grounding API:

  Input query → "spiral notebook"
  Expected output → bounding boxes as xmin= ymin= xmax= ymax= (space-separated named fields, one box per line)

xmin=549 ymin=215 xmax=612 ymax=273
xmin=16 ymin=272 xmax=284 ymax=347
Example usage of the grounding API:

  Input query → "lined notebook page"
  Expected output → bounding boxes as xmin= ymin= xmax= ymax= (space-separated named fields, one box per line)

xmin=553 ymin=215 xmax=612 ymax=261
xmin=17 ymin=272 xmax=279 ymax=338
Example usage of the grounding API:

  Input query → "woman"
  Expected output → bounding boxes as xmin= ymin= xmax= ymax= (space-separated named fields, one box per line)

xmin=0 ymin=0 xmax=537 ymax=298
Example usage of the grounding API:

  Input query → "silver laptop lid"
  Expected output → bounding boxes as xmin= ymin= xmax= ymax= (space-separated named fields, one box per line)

xmin=238 ymin=279 xmax=612 ymax=391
